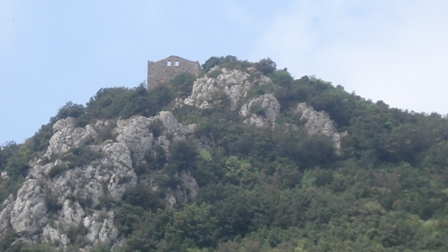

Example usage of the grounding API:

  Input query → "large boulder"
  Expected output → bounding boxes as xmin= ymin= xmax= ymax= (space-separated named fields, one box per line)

xmin=184 ymin=67 xmax=270 ymax=111
xmin=240 ymin=94 xmax=281 ymax=128
xmin=295 ymin=103 xmax=347 ymax=154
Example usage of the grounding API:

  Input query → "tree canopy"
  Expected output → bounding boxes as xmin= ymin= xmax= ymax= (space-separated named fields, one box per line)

xmin=2 ymin=56 xmax=448 ymax=251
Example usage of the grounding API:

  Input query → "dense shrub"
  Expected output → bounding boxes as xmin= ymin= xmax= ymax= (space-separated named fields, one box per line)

xmin=170 ymin=72 xmax=196 ymax=98
xmin=202 ymin=55 xmax=238 ymax=73
xmin=5 ymin=57 xmax=448 ymax=251
xmin=168 ymin=140 xmax=199 ymax=172
xmin=254 ymin=57 xmax=276 ymax=75
xmin=61 ymin=147 xmax=104 ymax=169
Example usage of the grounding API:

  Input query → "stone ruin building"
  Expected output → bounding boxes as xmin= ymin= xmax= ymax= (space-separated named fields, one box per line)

xmin=147 ymin=55 xmax=201 ymax=89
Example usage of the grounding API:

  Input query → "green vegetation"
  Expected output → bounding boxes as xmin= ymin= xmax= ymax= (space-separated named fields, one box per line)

xmin=170 ymin=72 xmax=196 ymax=98
xmin=2 ymin=56 xmax=448 ymax=251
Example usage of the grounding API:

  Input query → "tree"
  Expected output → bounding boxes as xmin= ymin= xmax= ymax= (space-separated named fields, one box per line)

xmin=270 ymin=70 xmax=293 ymax=88
xmin=255 ymin=58 xmax=276 ymax=75
xmin=171 ymin=73 xmax=196 ymax=98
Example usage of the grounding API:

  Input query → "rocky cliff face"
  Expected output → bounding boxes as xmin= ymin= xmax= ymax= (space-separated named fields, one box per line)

xmin=0 ymin=66 xmax=347 ymax=251
xmin=0 ymin=111 xmax=201 ymax=251
xmin=295 ymin=103 xmax=347 ymax=154
xmin=183 ymin=66 xmax=345 ymax=150
xmin=240 ymin=94 xmax=280 ymax=128
xmin=184 ymin=66 xmax=270 ymax=111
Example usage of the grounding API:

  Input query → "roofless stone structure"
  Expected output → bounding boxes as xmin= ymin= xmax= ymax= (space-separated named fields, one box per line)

xmin=147 ymin=55 xmax=201 ymax=89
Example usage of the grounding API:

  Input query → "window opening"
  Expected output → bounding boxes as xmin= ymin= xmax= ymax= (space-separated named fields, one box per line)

xmin=167 ymin=60 xmax=172 ymax=67
xmin=175 ymin=60 xmax=179 ymax=67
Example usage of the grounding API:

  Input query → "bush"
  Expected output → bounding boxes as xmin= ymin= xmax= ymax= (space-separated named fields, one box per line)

xmin=206 ymin=69 xmax=223 ymax=78
xmin=48 ymin=164 xmax=68 ymax=178
xmin=67 ymin=223 xmax=88 ymax=245
xmin=171 ymin=73 xmax=196 ymax=98
xmin=169 ymin=140 xmax=199 ymax=172
xmin=4 ymin=145 xmax=31 ymax=179
xmin=90 ymin=243 xmax=110 ymax=252
xmin=54 ymin=102 xmax=85 ymax=120
xmin=270 ymin=70 xmax=293 ymax=88
xmin=85 ymin=87 xmax=132 ymax=119
xmin=295 ymin=134 xmax=337 ymax=168
xmin=254 ymin=58 xmax=276 ymax=75
xmin=0 ymin=230 xmax=17 ymax=251
xmin=122 ymin=185 xmax=164 ymax=211
xmin=250 ymin=100 xmax=265 ymax=116
xmin=202 ymin=55 xmax=238 ymax=73
xmin=61 ymin=147 xmax=104 ymax=169
xmin=148 ymin=119 xmax=164 ymax=138
xmin=44 ymin=193 xmax=62 ymax=213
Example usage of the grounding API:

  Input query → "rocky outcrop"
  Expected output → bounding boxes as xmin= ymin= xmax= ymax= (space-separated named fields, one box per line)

xmin=44 ymin=117 xmax=98 ymax=159
xmin=295 ymin=103 xmax=347 ymax=153
xmin=240 ymin=94 xmax=281 ymax=127
xmin=239 ymin=98 xmax=345 ymax=153
xmin=0 ymin=111 xmax=201 ymax=250
xmin=0 ymin=61 xmax=351 ymax=251
xmin=184 ymin=67 xmax=271 ymax=111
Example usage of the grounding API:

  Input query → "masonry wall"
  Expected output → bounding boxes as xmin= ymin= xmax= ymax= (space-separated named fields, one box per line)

xmin=147 ymin=55 xmax=201 ymax=89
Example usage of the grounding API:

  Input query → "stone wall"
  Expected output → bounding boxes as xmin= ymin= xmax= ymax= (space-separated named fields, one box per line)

xmin=147 ymin=55 xmax=201 ymax=89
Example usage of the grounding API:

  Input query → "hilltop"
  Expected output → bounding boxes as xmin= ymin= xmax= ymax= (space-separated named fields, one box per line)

xmin=0 ymin=56 xmax=448 ymax=251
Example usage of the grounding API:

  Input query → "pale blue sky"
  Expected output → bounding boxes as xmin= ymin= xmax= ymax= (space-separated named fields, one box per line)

xmin=1 ymin=1 xmax=448 ymax=144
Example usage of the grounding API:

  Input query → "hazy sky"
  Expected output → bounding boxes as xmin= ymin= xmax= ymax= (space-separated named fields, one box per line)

xmin=1 ymin=0 xmax=447 ymax=144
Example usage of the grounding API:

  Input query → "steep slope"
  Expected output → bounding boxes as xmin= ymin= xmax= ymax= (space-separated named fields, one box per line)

xmin=1 ymin=57 xmax=448 ymax=251
xmin=0 ymin=112 xmax=202 ymax=250
xmin=0 ymin=63 xmax=345 ymax=251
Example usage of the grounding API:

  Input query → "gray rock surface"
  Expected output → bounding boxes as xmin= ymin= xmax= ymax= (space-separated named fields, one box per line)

xmin=240 ymin=94 xmax=281 ymax=127
xmin=184 ymin=66 xmax=270 ymax=111
xmin=0 ymin=112 xmax=201 ymax=250
xmin=296 ymin=102 xmax=347 ymax=153
xmin=0 ymin=65 xmax=348 ymax=251
xmin=44 ymin=117 xmax=98 ymax=159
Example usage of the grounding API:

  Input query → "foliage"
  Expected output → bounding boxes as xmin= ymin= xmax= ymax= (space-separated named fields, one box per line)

xmin=254 ymin=57 xmax=276 ymax=76
xmin=168 ymin=139 xmax=199 ymax=173
xmin=3 ymin=56 xmax=448 ymax=251
xmin=206 ymin=69 xmax=223 ymax=78
xmin=202 ymin=55 xmax=238 ymax=73
xmin=202 ymin=55 xmax=253 ymax=74
xmin=270 ymin=69 xmax=293 ymax=88
xmin=83 ymin=83 xmax=174 ymax=122
xmin=0 ymin=230 xmax=17 ymax=251
xmin=48 ymin=163 xmax=69 ymax=178
xmin=171 ymin=73 xmax=197 ymax=98
xmin=61 ymin=146 xmax=104 ymax=169
xmin=54 ymin=101 xmax=86 ymax=126
xmin=122 ymin=184 xmax=164 ymax=211
xmin=85 ymin=86 xmax=133 ymax=119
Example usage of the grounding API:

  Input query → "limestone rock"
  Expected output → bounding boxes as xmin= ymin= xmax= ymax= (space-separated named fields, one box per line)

xmin=295 ymin=103 xmax=347 ymax=153
xmin=184 ymin=67 xmax=270 ymax=111
xmin=44 ymin=117 xmax=98 ymax=159
xmin=240 ymin=94 xmax=281 ymax=128
xmin=116 ymin=116 xmax=155 ymax=162
xmin=1 ymin=171 xmax=8 ymax=179
xmin=0 ymin=112 xmax=201 ymax=250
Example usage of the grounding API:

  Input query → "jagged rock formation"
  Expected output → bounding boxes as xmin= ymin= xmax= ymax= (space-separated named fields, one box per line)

xmin=295 ymin=102 xmax=347 ymax=153
xmin=0 ymin=65 xmax=348 ymax=251
xmin=184 ymin=66 xmax=345 ymax=150
xmin=184 ymin=66 xmax=270 ymax=111
xmin=240 ymin=94 xmax=280 ymax=128
xmin=44 ymin=117 xmax=99 ymax=158
xmin=0 ymin=111 xmax=200 ymax=251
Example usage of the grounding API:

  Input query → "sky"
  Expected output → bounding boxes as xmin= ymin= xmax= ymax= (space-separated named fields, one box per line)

xmin=1 ymin=0 xmax=448 ymax=144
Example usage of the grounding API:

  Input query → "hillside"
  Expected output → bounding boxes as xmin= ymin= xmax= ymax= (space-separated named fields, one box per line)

xmin=1 ymin=56 xmax=448 ymax=251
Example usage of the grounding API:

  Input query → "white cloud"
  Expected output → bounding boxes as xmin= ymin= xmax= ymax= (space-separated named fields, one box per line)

xmin=253 ymin=0 xmax=448 ymax=114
